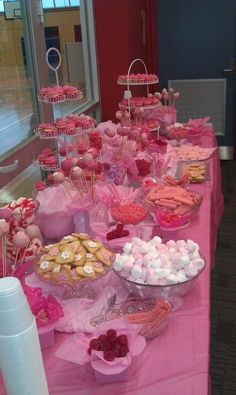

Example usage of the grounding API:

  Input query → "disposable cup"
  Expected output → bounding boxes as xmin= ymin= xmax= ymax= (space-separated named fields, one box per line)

xmin=0 ymin=301 xmax=33 ymax=336
xmin=0 ymin=277 xmax=27 ymax=310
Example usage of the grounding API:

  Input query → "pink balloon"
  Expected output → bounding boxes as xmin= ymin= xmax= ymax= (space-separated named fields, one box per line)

xmin=13 ymin=231 xmax=30 ymax=249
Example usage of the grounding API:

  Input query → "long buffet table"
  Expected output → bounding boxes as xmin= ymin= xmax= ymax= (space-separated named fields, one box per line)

xmin=0 ymin=127 xmax=223 ymax=395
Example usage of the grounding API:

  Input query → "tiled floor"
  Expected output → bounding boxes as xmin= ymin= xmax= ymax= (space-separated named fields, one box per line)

xmin=210 ymin=161 xmax=236 ymax=395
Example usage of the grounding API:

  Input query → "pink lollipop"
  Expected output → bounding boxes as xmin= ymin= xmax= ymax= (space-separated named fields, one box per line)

xmin=13 ymin=231 xmax=30 ymax=249
xmin=0 ymin=207 xmax=12 ymax=222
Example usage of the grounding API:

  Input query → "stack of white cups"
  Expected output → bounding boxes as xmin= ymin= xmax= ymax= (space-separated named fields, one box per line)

xmin=0 ymin=277 xmax=49 ymax=395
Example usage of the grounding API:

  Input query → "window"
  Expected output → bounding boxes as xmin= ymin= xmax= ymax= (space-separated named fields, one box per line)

xmin=0 ymin=0 xmax=80 ymax=12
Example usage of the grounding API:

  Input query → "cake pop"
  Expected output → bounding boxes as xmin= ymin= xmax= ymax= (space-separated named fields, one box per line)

xmin=53 ymin=171 xmax=65 ymax=183
xmin=25 ymin=224 xmax=42 ymax=240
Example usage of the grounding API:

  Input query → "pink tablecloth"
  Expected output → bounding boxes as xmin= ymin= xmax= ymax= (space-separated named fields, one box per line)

xmin=0 ymin=128 xmax=223 ymax=395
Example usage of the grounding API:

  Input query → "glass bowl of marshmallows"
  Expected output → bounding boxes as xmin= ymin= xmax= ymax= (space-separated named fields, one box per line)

xmin=112 ymin=236 xmax=205 ymax=299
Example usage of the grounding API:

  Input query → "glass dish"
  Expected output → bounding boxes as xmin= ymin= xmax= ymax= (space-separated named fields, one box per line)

xmin=113 ymin=258 xmax=205 ymax=299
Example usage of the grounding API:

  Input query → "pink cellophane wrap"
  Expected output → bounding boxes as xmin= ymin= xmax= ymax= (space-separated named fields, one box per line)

xmin=151 ymin=106 xmax=177 ymax=132
xmin=35 ymin=182 xmax=79 ymax=240
xmin=22 ymin=282 xmax=64 ymax=328
xmin=26 ymin=272 xmax=129 ymax=333
xmin=55 ymin=316 xmax=146 ymax=376
xmin=187 ymin=117 xmax=210 ymax=130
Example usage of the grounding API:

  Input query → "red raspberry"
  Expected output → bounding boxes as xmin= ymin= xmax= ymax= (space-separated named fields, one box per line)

xmin=120 ymin=345 xmax=129 ymax=357
xmin=101 ymin=340 xmax=112 ymax=352
xmin=87 ymin=348 xmax=92 ymax=355
xmin=104 ymin=350 xmax=115 ymax=361
xmin=106 ymin=329 xmax=117 ymax=339
xmin=112 ymin=343 xmax=122 ymax=357
xmin=89 ymin=338 xmax=101 ymax=350
xmin=98 ymin=334 xmax=107 ymax=343
xmin=116 ymin=335 xmax=128 ymax=346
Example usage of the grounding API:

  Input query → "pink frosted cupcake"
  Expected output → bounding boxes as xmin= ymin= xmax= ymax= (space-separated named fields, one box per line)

xmin=63 ymin=85 xmax=82 ymax=100
xmin=36 ymin=123 xmax=58 ymax=138
xmin=54 ymin=118 xmax=67 ymax=134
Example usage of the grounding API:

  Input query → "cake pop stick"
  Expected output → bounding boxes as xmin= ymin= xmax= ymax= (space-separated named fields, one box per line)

xmin=70 ymin=166 xmax=84 ymax=198
xmin=168 ymin=88 xmax=174 ymax=106
xmin=0 ymin=219 xmax=9 ymax=277
xmin=173 ymin=92 xmax=180 ymax=107
xmin=12 ymin=231 xmax=30 ymax=273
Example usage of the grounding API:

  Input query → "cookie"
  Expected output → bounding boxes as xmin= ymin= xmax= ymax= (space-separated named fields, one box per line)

xmin=41 ymin=243 xmax=59 ymax=253
xmin=44 ymin=246 xmax=60 ymax=261
xmin=67 ymin=240 xmax=81 ymax=253
xmin=72 ymin=232 xmax=90 ymax=240
xmin=37 ymin=260 xmax=53 ymax=273
xmin=76 ymin=263 xmax=95 ymax=277
xmin=52 ymin=266 xmax=73 ymax=284
xmin=93 ymin=261 xmax=105 ymax=274
xmin=85 ymin=252 xmax=97 ymax=261
xmin=51 ymin=262 xmax=61 ymax=273
xmin=73 ymin=252 xmax=86 ymax=266
xmin=60 ymin=235 xmax=78 ymax=245
xmin=95 ymin=247 xmax=113 ymax=266
xmin=55 ymin=246 xmax=75 ymax=264
xmin=83 ymin=239 xmax=101 ymax=254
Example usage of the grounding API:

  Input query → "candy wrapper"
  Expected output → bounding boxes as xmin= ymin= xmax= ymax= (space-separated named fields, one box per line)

xmin=55 ymin=317 xmax=146 ymax=383
xmin=22 ymin=282 xmax=64 ymax=328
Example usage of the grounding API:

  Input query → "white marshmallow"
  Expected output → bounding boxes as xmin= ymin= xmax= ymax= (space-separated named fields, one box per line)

xmin=132 ymin=237 xmax=143 ymax=246
xmin=176 ymin=240 xmax=186 ymax=248
xmin=123 ymin=242 xmax=132 ymax=254
xmin=147 ymin=275 xmax=159 ymax=285
xmin=191 ymin=250 xmax=200 ymax=259
xmin=170 ymin=252 xmax=182 ymax=264
xmin=113 ymin=260 xmax=124 ymax=271
xmin=176 ymin=271 xmax=188 ymax=283
xmin=168 ymin=247 xmax=177 ymax=255
xmin=158 ymin=253 xmax=169 ymax=265
xmin=186 ymin=239 xmax=199 ymax=252
xmin=135 ymin=278 xmax=145 ymax=284
xmin=166 ymin=240 xmax=176 ymax=248
xmin=192 ymin=258 xmax=205 ymax=270
xmin=149 ymin=236 xmax=162 ymax=246
xmin=185 ymin=262 xmax=198 ymax=278
xmin=179 ymin=254 xmax=190 ymax=267
xmin=149 ymin=259 xmax=162 ymax=270
xmin=140 ymin=242 xmax=150 ymax=253
xmin=131 ymin=264 xmax=143 ymax=279
xmin=166 ymin=274 xmax=178 ymax=284
xmin=155 ymin=268 xmax=166 ymax=279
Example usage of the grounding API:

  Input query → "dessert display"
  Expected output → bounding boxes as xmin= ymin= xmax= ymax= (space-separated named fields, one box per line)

xmin=168 ymin=145 xmax=216 ymax=161
xmin=113 ymin=237 xmax=205 ymax=286
xmin=88 ymin=329 xmax=129 ymax=360
xmin=38 ymin=85 xmax=82 ymax=103
xmin=119 ymin=95 xmax=161 ymax=109
xmin=35 ymin=233 xmax=114 ymax=286
xmin=117 ymin=73 xmax=158 ymax=84
xmin=180 ymin=162 xmax=207 ymax=183
xmin=146 ymin=185 xmax=201 ymax=215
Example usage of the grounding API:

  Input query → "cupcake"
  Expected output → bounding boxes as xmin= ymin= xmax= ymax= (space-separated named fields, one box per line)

xmin=37 ymin=123 xmax=58 ymax=138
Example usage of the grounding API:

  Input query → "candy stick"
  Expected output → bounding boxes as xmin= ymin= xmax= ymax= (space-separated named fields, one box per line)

xmin=0 ymin=219 xmax=9 ymax=277
xmin=173 ymin=92 xmax=180 ymax=107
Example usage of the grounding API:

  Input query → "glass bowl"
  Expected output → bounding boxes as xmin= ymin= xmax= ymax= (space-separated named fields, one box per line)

xmin=112 ymin=259 xmax=205 ymax=299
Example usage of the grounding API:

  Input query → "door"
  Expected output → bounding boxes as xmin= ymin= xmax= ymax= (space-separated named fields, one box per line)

xmin=157 ymin=0 xmax=236 ymax=158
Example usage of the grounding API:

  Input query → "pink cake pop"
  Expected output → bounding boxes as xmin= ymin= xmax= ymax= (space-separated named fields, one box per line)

xmin=0 ymin=219 xmax=9 ymax=236
xmin=83 ymin=153 xmax=94 ymax=165
xmin=105 ymin=128 xmax=116 ymax=138
xmin=53 ymin=171 xmax=65 ymax=183
xmin=117 ymin=126 xmax=131 ymax=136
xmin=61 ymin=159 xmax=73 ymax=172
xmin=25 ymin=224 xmax=42 ymax=240
xmin=77 ymin=156 xmax=86 ymax=169
xmin=13 ymin=231 xmax=30 ymax=249
xmin=87 ymin=147 xmax=98 ymax=158
xmin=0 ymin=207 xmax=12 ymax=222
xmin=115 ymin=111 xmax=123 ymax=121
xmin=70 ymin=157 xmax=78 ymax=167
xmin=70 ymin=166 xmax=83 ymax=179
